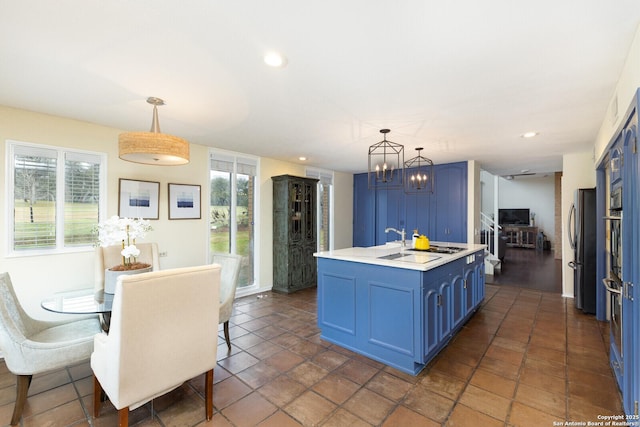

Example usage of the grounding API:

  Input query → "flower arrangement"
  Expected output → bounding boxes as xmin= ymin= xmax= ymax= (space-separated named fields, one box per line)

xmin=95 ymin=216 xmax=153 ymax=271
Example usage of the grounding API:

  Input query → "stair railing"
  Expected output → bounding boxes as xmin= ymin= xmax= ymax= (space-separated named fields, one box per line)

xmin=480 ymin=212 xmax=502 ymax=259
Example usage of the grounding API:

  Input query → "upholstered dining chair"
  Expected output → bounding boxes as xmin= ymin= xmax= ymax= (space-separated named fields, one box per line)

xmin=211 ymin=253 xmax=242 ymax=351
xmin=94 ymin=242 xmax=160 ymax=291
xmin=91 ymin=264 xmax=221 ymax=427
xmin=0 ymin=272 xmax=101 ymax=426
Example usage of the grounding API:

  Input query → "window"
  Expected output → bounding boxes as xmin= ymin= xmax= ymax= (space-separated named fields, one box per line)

xmin=209 ymin=151 xmax=258 ymax=289
xmin=306 ymin=168 xmax=333 ymax=251
xmin=7 ymin=141 xmax=106 ymax=255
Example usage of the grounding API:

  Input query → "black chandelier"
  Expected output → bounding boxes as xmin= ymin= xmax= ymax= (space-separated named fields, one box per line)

xmin=368 ymin=129 xmax=404 ymax=190
xmin=404 ymin=147 xmax=434 ymax=194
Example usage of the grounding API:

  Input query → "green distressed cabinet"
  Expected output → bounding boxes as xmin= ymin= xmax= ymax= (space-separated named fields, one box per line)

xmin=272 ymin=175 xmax=318 ymax=293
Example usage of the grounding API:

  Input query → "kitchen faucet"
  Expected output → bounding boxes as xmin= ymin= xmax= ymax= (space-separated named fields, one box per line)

xmin=385 ymin=227 xmax=406 ymax=247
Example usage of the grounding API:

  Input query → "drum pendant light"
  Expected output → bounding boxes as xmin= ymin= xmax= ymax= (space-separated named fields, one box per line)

xmin=119 ymin=97 xmax=190 ymax=165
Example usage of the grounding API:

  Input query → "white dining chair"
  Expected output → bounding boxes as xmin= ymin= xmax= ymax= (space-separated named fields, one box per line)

xmin=91 ymin=264 xmax=220 ymax=426
xmin=0 ymin=272 xmax=101 ymax=426
xmin=211 ymin=253 xmax=242 ymax=350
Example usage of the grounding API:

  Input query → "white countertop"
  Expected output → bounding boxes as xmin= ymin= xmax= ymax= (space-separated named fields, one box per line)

xmin=314 ymin=241 xmax=486 ymax=271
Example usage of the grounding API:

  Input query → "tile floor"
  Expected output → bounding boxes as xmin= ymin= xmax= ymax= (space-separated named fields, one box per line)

xmin=0 ymin=283 xmax=623 ymax=426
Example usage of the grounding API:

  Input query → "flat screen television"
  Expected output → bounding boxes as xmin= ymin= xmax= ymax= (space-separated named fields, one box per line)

xmin=499 ymin=208 xmax=530 ymax=226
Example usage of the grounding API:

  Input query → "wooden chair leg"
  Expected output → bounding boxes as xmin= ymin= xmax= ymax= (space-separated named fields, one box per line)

xmin=118 ymin=407 xmax=128 ymax=427
xmin=10 ymin=374 xmax=32 ymax=426
xmin=224 ymin=321 xmax=231 ymax=350
xmin=205 ymin=369 xmax=214 ymax=420
xmin=93 ymin=375 xmax=103 ymax=418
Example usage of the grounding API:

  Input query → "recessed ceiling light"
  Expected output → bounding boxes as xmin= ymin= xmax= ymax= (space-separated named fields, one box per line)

xmin=298 ymin=156 xmax=307 ymax=161
xmin=264 ymin=51 xmax=287 ymax=68
xmin=521 ymin=131 xmax=538 ymax=138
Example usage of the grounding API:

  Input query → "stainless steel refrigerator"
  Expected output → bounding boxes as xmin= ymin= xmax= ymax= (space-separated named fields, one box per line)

xmin=568 ymin=188 xmax=597 ymax=314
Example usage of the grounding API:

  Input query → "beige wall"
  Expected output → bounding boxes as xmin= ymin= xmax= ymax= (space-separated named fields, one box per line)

xmin=561 ymin=151 xmax=597 ymax=298
xmin=0 ymin=106 xmax=211 ymax=318
xmin=468 ymin=160 xmax=481 ymax=244
xmin=256 ymin=158 xmax=354 ymax=293
xmin=0 ymin=106 xmax=354 ymax=317
xmin=594 ymin=23 xmax=640 ymax=164
xmin=561 ymin=24 xmax=640 ymax=298
xmin=332 ymin=172 xmax=354 ymax=250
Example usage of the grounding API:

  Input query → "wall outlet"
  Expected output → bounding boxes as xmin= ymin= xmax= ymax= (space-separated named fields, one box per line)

xmin=159 ymin=251 xmax=168 ymax=257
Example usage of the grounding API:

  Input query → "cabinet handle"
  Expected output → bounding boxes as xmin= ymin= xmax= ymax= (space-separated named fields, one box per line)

xmin=437 ymin=294 xmax=442 ymax=306
xmin=463 ymin=279 xmax=467 ymax=289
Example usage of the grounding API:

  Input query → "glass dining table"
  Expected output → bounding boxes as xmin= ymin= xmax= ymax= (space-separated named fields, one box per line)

xmin=41 ymin=289 xmax=114 ymax=332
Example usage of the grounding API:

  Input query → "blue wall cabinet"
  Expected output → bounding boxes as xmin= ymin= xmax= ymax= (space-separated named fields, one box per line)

xmin=353 ymin=173 xmax=375 ymax=247
xmin=432 ymin=162 xmax=468 ymax=242
xmin=352 ymin=161 xmax=467 ymax=247
xmin=600 ymin=89 xmax=640 ymax=416
xmin=375 ymin=187 xmax=406 ymax=244
xmin=622 ymin=107 xmax=638 ymax=416
xmin=405 ymin=192 xmax=431 ymax=239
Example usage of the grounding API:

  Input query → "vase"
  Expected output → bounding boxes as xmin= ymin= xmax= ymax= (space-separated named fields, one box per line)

xmin=104 ymin=266 xmax=152 ymax=294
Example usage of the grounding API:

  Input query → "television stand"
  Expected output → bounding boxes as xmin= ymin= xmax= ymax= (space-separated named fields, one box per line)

xmin=503 ymin=225 xmax=538 ymax=248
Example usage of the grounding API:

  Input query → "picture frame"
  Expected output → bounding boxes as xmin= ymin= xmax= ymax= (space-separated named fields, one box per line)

xmin=168 ymin=183 xmax=201 ymax=220
xmin=118 ymin=179 xmax=160 ymax=220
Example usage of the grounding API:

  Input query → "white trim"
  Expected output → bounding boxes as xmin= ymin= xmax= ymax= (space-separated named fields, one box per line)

xmin=306 ymin=167 xmax=335 ymax=251
xmin=208 ymin=148 xmax=260 ymax=292
xmin=5 ymin=139 xmax=107 ymax=257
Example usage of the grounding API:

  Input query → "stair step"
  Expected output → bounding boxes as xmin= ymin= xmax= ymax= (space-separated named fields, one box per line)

xmin=485 ymin=257 xmax=501 ymax=275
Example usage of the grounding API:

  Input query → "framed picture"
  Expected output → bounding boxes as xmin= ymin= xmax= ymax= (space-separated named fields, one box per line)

xmin=168 ymin=183 xmax=201 ymax=220
xmin=118 ymin=179 xmax=160 ymax=220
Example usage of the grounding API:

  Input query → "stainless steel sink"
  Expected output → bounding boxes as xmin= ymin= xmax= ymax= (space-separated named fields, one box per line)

xmin=377 ymin=253 xmax=407 ymax=260
xmin=377 ymin=252 xmax=441 ymax=264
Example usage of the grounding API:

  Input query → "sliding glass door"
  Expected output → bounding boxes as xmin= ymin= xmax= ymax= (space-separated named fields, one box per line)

xmin=210 ymin=152 xmax=257 ymax=289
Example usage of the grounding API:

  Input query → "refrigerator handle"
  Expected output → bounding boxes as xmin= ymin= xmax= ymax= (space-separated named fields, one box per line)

xmin=567 ymin=203 xmax=576 ymax=250
xmin=568 ymin=261 xmax=576 ymax=270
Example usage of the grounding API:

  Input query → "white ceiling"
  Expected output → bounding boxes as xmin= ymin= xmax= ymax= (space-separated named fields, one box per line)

xmin=1 ymin=1 xmax=639 ymax=176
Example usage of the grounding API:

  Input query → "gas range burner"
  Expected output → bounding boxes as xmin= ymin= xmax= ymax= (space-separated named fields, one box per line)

xmin=410 ymin=246 xmax=465 ymax=254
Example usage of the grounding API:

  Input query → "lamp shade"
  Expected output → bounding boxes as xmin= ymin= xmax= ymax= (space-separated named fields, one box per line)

xmin=118 ymin=97 xmax=190 ymax=166
xmin=119 ymin=132 xmax=189 ymax=165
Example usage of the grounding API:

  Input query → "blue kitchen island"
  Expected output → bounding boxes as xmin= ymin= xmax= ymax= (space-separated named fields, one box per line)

xmin=315 ymin=242 xmax=485 ymax=375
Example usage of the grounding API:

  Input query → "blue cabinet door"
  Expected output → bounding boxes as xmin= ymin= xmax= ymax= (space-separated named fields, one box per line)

xmin=405 ymin=192 xmax=431 ymax=238
xmin=423 ymin=287 xmax=440 ymax=358
xmin=432 ymin=163 xmax=467 ymax=242
xmin=438 ymin=281 xmax=452 ymax=340
xmin=378 ymin=186 xmax=405 ymax=244
xmin=353 ymin=173 xmax=375 ymax=247
xmin=474 ymin=258 xmax=486 ymax=305
xmin=463 ymin=267 xmax=475 ymax=316
xmin=622 ymin=115 xmax=639 ymax=416
xmin=451 ymin=272 xmax=465 ymax=329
